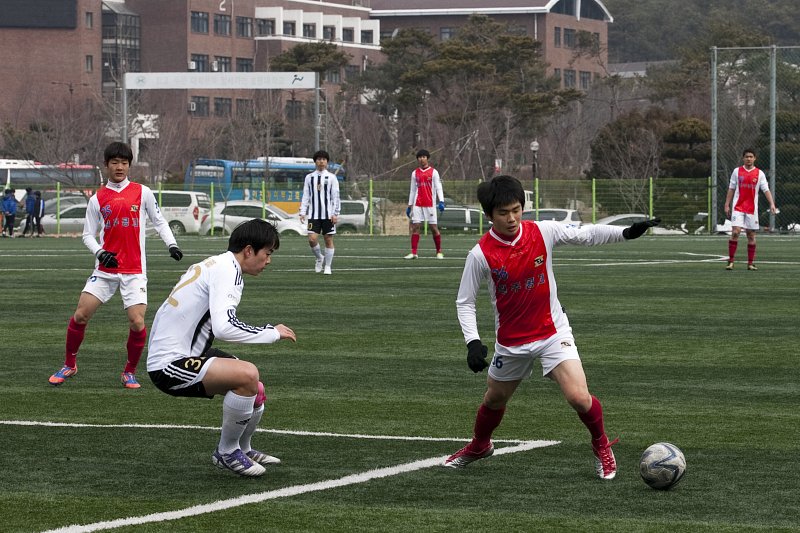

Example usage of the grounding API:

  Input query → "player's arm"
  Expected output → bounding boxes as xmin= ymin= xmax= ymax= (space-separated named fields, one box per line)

xmin=456 ymin=249 xmax=490 ymax=372
xmin=299 ymin=175 xmax=311 ymax=222
xmin=81 ymin=196 xmax=103 ymax=256
xmin=330 ymin=173 xmax=341 ymax=222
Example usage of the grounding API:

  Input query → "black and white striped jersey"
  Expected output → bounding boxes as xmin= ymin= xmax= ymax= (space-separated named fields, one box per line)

xmin=300 ymin=169 xmax=341 ymax=220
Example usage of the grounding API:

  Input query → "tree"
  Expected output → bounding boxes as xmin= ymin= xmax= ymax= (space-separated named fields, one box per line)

xmin=269 ymin=42 xmax=351 ymax=75
xmin=660 ymin=117 xmax=711 ymax=179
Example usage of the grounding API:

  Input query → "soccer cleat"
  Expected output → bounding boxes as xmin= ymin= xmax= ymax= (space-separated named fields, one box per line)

xmin=404 ymin=253 xmax=418 ymax=260
xmin=314 ymin=258 xmax=324 ymax=273
xmin=121 ymin=372 xmax=141 ymax=389
xmin=323 ymin=266 xmax=332 ymax=275
xmin=443 ymin=442 xmax=494 ymax=468
xmin=592 ymin=436 xmax=619 ymax=480
xmin=747 ymin=263 xmax=758 ymax=271
xmin=49 ymin=364 xmax=77 ymax=386
xmin=436 ymin=252 xmax=444 ymax=259
xmin=246 ymin=449 xmax=281 ymax=466
xmin=212 ymin=448 xmax=266 ymax=477
xmin=725 ymin=262 xmax=734 ymax=270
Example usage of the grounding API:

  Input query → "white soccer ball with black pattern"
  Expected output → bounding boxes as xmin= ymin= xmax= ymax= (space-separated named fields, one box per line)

xmin=639 ymin=442 xmax=686 ymax=490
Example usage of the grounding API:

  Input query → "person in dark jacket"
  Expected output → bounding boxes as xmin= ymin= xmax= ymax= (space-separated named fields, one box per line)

xmin=32 ymin=191 xmax=45 ymax=236
xmin=21 ymin=187 xmax=35 ymax=237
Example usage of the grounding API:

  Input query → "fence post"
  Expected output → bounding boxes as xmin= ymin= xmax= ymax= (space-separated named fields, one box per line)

xmin=535 ymin=177 xmax=540 ymax=218
xmin=591 ymin=177 xmax=596 ymax=223
xmin=210 ymin=182 xmax=215 ymax=236
xmin=707 ymin=176 xmax=712 ymax=235
xmin=369 ymin=177 xmax=374 ymax=235
xmin=649 ymin=176 xmax=653 ymax=218
xmin=56 ymin=182 xmax=61 ymax=234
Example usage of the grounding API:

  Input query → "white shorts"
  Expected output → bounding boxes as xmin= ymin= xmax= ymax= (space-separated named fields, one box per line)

xmin=730 ymin=211 xmax=760 ymax=231
xmin=488 ymin=332 xmax=581 ymax=382
xmin=82 ymin=269 xmax=148 ymax=308
xmin=411 ymin=206 xmax=438 ymax=225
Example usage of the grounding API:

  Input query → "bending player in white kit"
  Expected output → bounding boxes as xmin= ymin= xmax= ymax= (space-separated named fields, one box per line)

xmin=443 ymin=175 xmax=659 ymax=480
xmin=147 ymin=219 xmax=296 ymax=477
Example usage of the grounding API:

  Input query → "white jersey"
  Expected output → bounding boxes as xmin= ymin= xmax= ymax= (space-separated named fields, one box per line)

xmin=147 ymin=251 xmax=280 ymax=371
xmin=300 ymin=169 xmax=340 ymax=220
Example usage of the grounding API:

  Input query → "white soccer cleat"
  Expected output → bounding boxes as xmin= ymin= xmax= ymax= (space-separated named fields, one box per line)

xmin=436 ymin=252 xmax=444 ymax=259
xmin=314 ymin=258 xmax=324 ymax=273
xmin=323 ymin=266 xmax=332 ymax=275
xmin=592 ymin=437 xmax=619 ymax=480
xmin=246 ymin=449 xmax=281 ymax=466
xmin=443 ymin=443 xmax=494 ymax=468
xmin=404 ymin=253 xmax=418 ymax=260
xmin=212 ymin=448 xmax=266 ymax=477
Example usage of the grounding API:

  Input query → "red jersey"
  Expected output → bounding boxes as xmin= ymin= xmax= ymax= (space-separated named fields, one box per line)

xmin=409 ymin=166 xmax=442 ymax=207
xmin=729 ymin=166 xmax=768 ymax=215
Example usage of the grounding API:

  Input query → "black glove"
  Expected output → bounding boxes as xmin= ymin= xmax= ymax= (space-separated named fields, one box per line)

xmin=622 ymin=218 xmax=661 ymax=240
xmin=169 ymin=246 xmax=183 ymax=261
xmin=466 ymin=339 xmax=489 ymax=373
xmin=96 ymin=249 xmax=118 ymax=268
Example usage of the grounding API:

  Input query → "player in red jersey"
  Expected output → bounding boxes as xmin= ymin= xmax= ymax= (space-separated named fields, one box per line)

xmin=48 ymin=142 xmax=183 ymax=389
xmin=443 ymin=175 xmax=659 ymax=479
xmin=405 ymin=149 xmax=445 ymax=259
xmin=723 ymin=148 xmax=777 ymax=271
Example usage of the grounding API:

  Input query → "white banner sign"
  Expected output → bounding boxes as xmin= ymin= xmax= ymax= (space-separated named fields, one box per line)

xmin=124 ymin=72 xmax=316 ymax=90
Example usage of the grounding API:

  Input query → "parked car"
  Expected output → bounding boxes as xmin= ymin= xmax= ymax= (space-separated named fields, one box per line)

xmin=36 ymin=202 xmax=89 ymax=234
xmin=437 ymin=205 xmax=489 ymax=233
xmin=42 ymin=193 xmax=89 ymax=218
xmin=338 ymin=199 xmax=383 ymax=234
xmin=200 ymin=200 xmax=305 ymax=236
xmin=522 ymin=208 xmax=583 ymax=228
xmin=587 ymin=213 xmax=687 ymax=235
xmin=151 ymin=190 xmax=211 ymax=235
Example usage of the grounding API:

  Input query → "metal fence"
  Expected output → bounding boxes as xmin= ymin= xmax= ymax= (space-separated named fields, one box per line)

xmin=711 ymin=45 xmax=800 ymax=233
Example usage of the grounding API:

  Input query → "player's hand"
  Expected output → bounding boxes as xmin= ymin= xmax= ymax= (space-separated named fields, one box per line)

xmin=466 ymin=339 xmax=489 ymax=373
xmin=169 ymin=246 xmax=183 ymax=261
xmin=405 ymin=206 xmax=411 ymax=218
xmin=438 ymin=201 xmax=445 ymax=212
xmin=275 ymin=324 xmax=296 ymax=342
xmin=622 ymin=218 xmax=660 ymax=240
xmin=96 ymin=249 xmax=118 ymax=268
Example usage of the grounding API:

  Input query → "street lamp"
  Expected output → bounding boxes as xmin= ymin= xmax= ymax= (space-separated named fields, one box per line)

xmin=529 ymin=140 xmax=539 ymax=212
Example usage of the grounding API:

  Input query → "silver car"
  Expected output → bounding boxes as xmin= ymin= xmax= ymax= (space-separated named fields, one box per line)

xmin=200 ymin=200 xmax=305 ymax=236
xmin=37 ymin=202 xmax=89 ymax=235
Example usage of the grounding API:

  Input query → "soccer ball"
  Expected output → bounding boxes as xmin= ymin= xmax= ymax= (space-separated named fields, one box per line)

xmin=639 ymin=442 xmax=686 ymax=490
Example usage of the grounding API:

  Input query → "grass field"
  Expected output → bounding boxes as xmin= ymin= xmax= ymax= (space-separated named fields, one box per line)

xmin=1 ymin=232 xmax=798 ymax=532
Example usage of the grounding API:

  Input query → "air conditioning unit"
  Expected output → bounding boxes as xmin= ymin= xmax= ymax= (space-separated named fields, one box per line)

xmin=188 ymin=60 xmax=197 ymax=70
xmin=211 ymin=61 xmax=219 ymax=72
xmin=188 ymin=101 xmax=197 ymax=112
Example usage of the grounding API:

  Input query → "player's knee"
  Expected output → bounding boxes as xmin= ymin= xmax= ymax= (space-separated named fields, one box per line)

xmin=566 ymin=390 xmax=592 ymax=412
xmin=238 ymin=361 xmax=260 ymax=395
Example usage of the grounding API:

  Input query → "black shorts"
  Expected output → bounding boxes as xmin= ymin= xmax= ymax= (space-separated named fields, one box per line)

xmin=148 ymin=347 xmax=236 ymax=399
xmin=307 ymin=219 xmax=336 ymax=235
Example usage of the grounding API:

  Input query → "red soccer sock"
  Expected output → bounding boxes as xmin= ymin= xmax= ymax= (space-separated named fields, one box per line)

xmin=728 ymin=239 xmax=738 ymax=262
xmin=747 ymin=243 xmax=756 ymax=264
xmin=577 ymin=395 xmax=607 ymax=442
xmin=124 ymin=327 xmax=147 ymax=374
xmin=471 ymin=404 xmax=506 ymax=450
xmin=411 ymin=233 xmax=420 ymax=254
xmin=64 ymin=317 xmax=87 ymax=368
xmin=433 ymin=234 xmax=442 ymax=253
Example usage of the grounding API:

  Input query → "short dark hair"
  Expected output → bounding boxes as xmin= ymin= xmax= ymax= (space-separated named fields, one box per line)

xmin=416 ymin=149 xmax=430 ymax=159
xmin=34 ymin=190 xmax=41 ymax=197
xmin=743 ymin=148 xmax=756 ymax=157
xmin=227 ymin=219 xmax=280 ymax=254
xmin=104 ymin=142 xmax=133 ymax=165
xmin=313 ymin=150 xmax=330 ymax=162
xmin=477 ymin=175 xmax=525 ymax=217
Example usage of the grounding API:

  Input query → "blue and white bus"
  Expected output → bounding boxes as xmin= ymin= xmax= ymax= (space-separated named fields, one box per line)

xmin=184 ymin=157 xmax=345 ymax=213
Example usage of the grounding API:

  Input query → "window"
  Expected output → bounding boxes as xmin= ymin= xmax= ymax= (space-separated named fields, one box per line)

xmin=564 ymin=69 xmax=576 ymax=88
xmin=323 ymin=25 xmax=335 ymax=40
xmin=360 ymin=30 xmax=373 ymax=44
xmin=191 ymin=12 xmax=209 ymax=34
xmin=214 ymin=14 xmax=231 ymax=35
xmin=236 ymin=57 xmax=253 ymax=72
xmin=345 ymin=64 xmax=360 ymax=81
xmin=326 ymin=68 xmax=341 ymax=84
xmin=215 ymin=56 xmax=231 ymax=72
xmin=303 ymin=23 xmax=316 ymax=38
xmin=190 ymin=96 xmax=209 ymax=117
xmin=283 ymin=21 xmax=296 ymax=35
xmin=85 ymin=55 xmax=93 ymax=72
xmin=236 ymin=16 xmax=253 ymax=37
xmin=554 ymin=27 xmax=561 ymax=47
xmin=236 ymin=99 xmax=253 ymax=116
xmin=553 ymin=68 xmax=562 ymax=85
xmin=342 ymin=28 xmax=354 ymax=42
xmin=564 ymin=28 xmax=576 ymax=48
xmin=191 ymin=54 xmax=209 ymax=72
xmin=257 ymin=18 xmax=275 ymax=36
xmin=286 ymin=99 xmax=302 ymax=120
xmin=580 ymin=71 xmax=592 ymax=89
xmin=85 ymin=11 xmax=93 ymax=28
xmin=214 ymin=98 xmax=232 ymax=117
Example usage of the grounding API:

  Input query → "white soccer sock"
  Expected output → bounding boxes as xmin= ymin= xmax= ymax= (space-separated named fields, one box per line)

xmin=324 ymin=247 xmax=334 ymax=268
xmin=219 ymin=391 xmax=256 ymax=454
xmin=312 ymin=244 xmax=323 ymax=260
xmin=239 ymin=404 xmax=264 ymax=454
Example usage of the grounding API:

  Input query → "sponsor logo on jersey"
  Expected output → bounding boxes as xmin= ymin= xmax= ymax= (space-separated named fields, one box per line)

xmin=534 ymin=255 xmax=544 ymax=267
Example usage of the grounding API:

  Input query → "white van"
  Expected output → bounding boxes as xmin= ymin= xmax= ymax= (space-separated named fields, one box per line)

xmin=153 ymin=190 xmax=211 ymax=235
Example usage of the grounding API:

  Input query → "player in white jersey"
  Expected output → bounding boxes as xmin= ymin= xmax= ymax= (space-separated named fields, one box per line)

xmin=48 ymin=142 xmax=182 ymax=389
xmin=723 ymin=148 xmax=777 ymax=271
xmin=299 ymin=150 xmax=340 ymax=275
xmin=147 ymin=219 xmax=296 ymax=477
xmin=442 ymin=175 xmax=659 ymax=480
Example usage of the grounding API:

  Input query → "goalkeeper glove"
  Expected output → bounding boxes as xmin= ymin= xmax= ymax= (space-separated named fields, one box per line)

xmin=622 ymin=218 xmax=661 ymax=240
xmin=466 ymin=339 xmax=489 ymax=373
xmin=169 ymin=246 xmax=183 ymax=261
xmin=438 ymin=201 xmax=445 ymax=212
xmin=96 ymin=249 xmax=118 ymax=268
xmin=405 ymin=206 xmax=412 ymax=218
